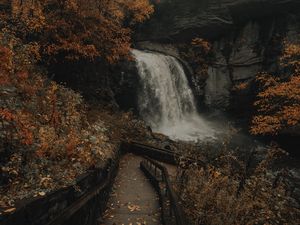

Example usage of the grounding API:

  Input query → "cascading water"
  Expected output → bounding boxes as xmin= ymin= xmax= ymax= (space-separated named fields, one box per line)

xmin=132 ymin=49 xmax=216 ymax=141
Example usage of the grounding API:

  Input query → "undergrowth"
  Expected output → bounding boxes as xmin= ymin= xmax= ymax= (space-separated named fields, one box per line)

xmin=175 ymin=141 xmax=300 ymax=225
xmin=0 ymin=26 xmax=150 ymax=213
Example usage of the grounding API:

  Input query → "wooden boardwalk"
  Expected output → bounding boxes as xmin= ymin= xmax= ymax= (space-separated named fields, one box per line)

xmin=102 ymin=154 xmax=161 ymax=225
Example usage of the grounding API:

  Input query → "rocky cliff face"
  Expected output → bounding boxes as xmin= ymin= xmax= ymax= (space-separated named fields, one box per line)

xmin=206 ymin=16 xmax=300 ymax=111
xmin=137 ymin=0 xmax=300 ymax=42
xmin=135 ymin=0 xmax=300 ymax=114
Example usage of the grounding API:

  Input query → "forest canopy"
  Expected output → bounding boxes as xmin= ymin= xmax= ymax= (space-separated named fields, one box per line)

xmin=251 ymin=42 xmax=300 ymax=135
xmin=0 ymin=0 xmax=154 ymax=209
xmin=2 ymin=0 xmax=154 ymax=63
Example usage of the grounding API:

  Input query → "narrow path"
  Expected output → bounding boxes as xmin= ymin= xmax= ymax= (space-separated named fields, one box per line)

xmin=102 ymin=154 xmax=161 ymax=225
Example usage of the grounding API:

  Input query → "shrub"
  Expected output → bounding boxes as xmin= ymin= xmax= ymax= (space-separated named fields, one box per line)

xmin=175 ymin=143 xmax=300 ymax=225
xmin=251 ymin=41 xmax=300 ymax=135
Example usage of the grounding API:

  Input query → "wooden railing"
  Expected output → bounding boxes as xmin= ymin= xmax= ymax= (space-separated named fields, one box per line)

xmin=126 ymin=141 xmax=206 ymax=168
xmin=2 ymin=142 xmax=193 ymax=225
xmin=2 ymin=157 xmax=120 ymax=225
xmin=45 ymin=163 xmax=114 ymax=225
xmin=140 ymin=156 xmax=188 ymax=225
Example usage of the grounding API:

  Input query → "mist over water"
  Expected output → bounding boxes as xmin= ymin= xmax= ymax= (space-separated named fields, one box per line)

xmin=132 ymin=49 xmax=300 ymax=189
xmin=132 ymin=49 xmax=216 ymax=142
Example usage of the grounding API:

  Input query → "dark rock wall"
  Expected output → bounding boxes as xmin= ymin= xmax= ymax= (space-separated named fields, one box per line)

xmin=49 ymin=0 xmax=300 ymax=117
xmin=49 ymin=59 xmax=140 ymax=112
xmin=205 ymin=15 xmax=300 ymax=111
xmin=137 ymin=0 xmax=300 ymax=42
xmin=135 ymin=0 xmax=300 ymax=116
xmin=111 ymin=60 xmax=140 ymax=114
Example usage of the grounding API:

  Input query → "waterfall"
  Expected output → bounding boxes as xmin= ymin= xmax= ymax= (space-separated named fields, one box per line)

xmin=132 ymin=49 xmax=216 ymax=141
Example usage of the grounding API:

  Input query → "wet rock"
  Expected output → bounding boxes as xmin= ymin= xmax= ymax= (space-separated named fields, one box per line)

xmin=203 ymin=15 xmax=300 ymax=113
xmin=111 ymin=60 xmax=140 ymax=113
xmin=135 ymin=41 xmax=180 ymax=58
xmin=135 ymin=0 xmax=300 ymax=115
xmin=205 ymin=65 xmax=232 ymax=109
xmin=136 ymin=0 xmax=300 ymax=42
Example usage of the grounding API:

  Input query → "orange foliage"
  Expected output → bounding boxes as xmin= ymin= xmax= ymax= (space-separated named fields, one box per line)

xmin=232 ymin=81 xmax=250 ymax=91
xmin=15 ymin=110 xmax=35 ymax=145
xmin=119 ymin=0 xmax=155 ymax=24
xmin=251 ymin=41 xmax=300 ymax=135
xmin=65 ymin=130 xmax=80 ymax=155
xmin=0 ymin=109 xmax=14 ymax=122
xmin=0 ymin=37 xmax=96 ymax=161
xmin=280 ymin=42 xmax=300 ymax=73
xmin=8 ymin=0 xmax=154 ymax=63
xmin=0 ymin=46 xmax=12 ymax=85
xmin=0 ymin=108 xmax=34 ymax=146
xmin=1 ymin=1 xmax=151 ymax=203
xmin=191 ymin=38 xmax=212 ymax=54
xmin=177 ymin=144 xmax=300 ymax=225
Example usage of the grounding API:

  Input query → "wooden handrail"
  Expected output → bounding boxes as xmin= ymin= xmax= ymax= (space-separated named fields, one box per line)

xmin=141 ymin=156 xmax=187 ymax=225
xmin=128 ymin=141 xmax=207 ymax=168
xmin=129 ymin=141 xmax=176 ymax=155
xmin=45 ymin=160 xmax=115 ymax=225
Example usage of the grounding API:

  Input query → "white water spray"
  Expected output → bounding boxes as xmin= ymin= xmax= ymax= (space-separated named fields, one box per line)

xmin=132 ymin=49 xmax=216 ymax=141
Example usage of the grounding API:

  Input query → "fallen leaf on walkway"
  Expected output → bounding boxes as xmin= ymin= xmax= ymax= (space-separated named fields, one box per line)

xmin=38 ymin=191 xmax=46 ymax=196
xmin=128 ymin=204 xmax=141 ymax=212
xmin=3 ymin=208 xmax=16 ymax=214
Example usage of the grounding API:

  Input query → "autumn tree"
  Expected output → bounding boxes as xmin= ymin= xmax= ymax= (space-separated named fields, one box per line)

xmin=0 ymin=0 xmax=154 ymax=209
xmin=8 ymin=0 xmax=154 ymax=63
xmin=0 ymin=30 xmax=114 ymax=202
xmin=251 ymin=41 xmax=300 ymax=135
xmin=177 ymin=144 xmax=300 ymax=225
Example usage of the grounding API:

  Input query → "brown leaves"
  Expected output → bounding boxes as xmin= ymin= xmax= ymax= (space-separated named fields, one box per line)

xmin=0 ymin=108 xmax=34 ymax=146
xmin=251 ymin=115 xmax=281 ymax=135
xmin=177 ymin=145 xmax=299 ymax=225
xmin=0 ymin=108 xmax=14 ymax=121
xmin=11 ymin=0 xmax=46 ymax=32
xmin=0 ymin=0 xmax=155 ymax=212
xmin=127 ymin=203 xmax=141 ymax=212
xmin=0 ymin=46 xmax=12 ymax=73
xmin=232 ymin=81 xmax=250 ymax=92
xmin=65 ymin=131 xmax=80 ymax=155
xmin=191 ymin=38 xmax=212 ymax=54
xmin=280 ymin=42 xmax=300 ymax=73
xmin=120 ymin=0 xmax=154 ymax=24
xmin=251 ymin=42 xmax=300 ymax=135
xmin=0 ymin=5 xmax=132 ymax=209
xmin=3 ymin=207 xmax=16 ymax=214
xmin=9 ymin=0 xmax=154 ymax=64
xmin=0 ymin=35 xmax=107 ymax=203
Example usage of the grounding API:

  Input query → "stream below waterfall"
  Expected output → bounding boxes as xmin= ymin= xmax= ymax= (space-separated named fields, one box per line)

xmin=131 ymin=49 xmax=300 ymax=191
xmin=131 ymin=49 xmax=300 ymax=200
